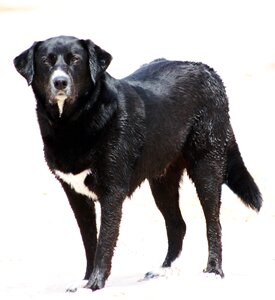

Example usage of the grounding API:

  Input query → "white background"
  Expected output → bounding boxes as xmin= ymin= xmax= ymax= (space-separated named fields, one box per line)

xmin=0 ymin=1 xmax=274 ymax=299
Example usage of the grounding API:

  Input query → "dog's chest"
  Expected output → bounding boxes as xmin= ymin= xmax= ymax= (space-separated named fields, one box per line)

xmin=54 ymin=169 xmax=98 ymax=200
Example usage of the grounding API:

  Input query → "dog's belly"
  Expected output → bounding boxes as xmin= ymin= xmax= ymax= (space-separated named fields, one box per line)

xmin=54 ymin=169 xmax=98 ymax=200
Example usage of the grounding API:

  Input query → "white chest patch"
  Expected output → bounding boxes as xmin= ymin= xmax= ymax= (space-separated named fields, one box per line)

xmin=54 ymin=169 xmax=98 ymax=200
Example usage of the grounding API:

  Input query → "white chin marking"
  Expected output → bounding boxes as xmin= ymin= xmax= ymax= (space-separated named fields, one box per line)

xmin=54 ymin=94 xmax=67 ymax=117
xmin=57 ymin=98 xmax=65 ymax=117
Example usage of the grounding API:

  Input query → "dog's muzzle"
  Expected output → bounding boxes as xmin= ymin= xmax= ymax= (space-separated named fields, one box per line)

xmin=50 ymin=69 xmax=71 ymax=116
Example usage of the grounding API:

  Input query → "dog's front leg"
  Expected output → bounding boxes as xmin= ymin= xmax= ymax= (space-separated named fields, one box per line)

xmin=85 ymin=194 xmax=124 ymax=291
xmin=61 ymin=182 xmax=98 ymax=280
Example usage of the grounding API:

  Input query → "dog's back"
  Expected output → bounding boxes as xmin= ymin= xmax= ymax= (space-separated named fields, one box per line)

xmin=125 ymin=59 xmax=261 ymax=209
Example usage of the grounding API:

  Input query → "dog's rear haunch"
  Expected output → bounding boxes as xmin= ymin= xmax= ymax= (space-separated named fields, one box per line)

xmin=14 ymin=36 xmax=262 ymax=291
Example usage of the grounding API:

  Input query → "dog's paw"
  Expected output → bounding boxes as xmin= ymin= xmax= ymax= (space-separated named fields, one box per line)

xmin=140 ymin=266 xmax=181 ymax=282
xmin=143 ymin=271 xmax=160 ymax=280
xmin=203 ymin=266 xmax=224 ymax=278
xmin=85 ymin=271 xmax=106 ymax=291
xmin=65 ymin=280 xmax=88 ymax=293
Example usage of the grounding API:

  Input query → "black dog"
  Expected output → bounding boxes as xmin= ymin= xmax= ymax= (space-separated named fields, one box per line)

xmin=14 ymin=36 xmax=262 ymax=291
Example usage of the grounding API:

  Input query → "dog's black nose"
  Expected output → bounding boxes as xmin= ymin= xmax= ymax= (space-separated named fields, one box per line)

xmin=53 ymin=76 xmax=68 ymax=90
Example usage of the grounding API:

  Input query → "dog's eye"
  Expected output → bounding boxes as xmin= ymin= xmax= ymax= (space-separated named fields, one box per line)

xmin=69 ymin=54 xmax=81 ymax=65
xmin=42 ymin=54 xmax=56 ymax=66
xmin=41 ymin=56 xmax=49 ymax=65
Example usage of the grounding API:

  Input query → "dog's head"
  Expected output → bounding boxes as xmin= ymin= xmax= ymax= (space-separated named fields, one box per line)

xmin=14 ymin=36 xmax=112 ymax=117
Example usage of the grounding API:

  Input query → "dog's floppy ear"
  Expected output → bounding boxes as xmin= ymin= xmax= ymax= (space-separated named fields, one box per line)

xmin=82 ymin=39 xmax=112 ymax=83
xmin=13 ymin=42 xmax=39 ymax=85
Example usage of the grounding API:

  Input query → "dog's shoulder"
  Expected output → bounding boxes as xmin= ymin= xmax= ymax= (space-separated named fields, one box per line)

xmin=123 ymin=59 xmax=203 ymax=82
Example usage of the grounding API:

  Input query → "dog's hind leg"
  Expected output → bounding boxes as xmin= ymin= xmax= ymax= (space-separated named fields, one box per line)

xmin=187 ymin=157 xmax=224 ymax=278
xmin=149 ymin=157 xmax=186 ymax=269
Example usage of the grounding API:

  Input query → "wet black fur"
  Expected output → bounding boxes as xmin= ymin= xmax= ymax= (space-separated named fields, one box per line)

xmin=14 ymin=36 xmax=262 ymax=291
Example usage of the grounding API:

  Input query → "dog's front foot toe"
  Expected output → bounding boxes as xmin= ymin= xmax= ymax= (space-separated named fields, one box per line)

xmin=66 ymin=280 xmax=88 ymax=293
xmin=66 ymin=286 xmax=77 ymax=293
xmin=203 ymin=266 xmax=224 ymax=278
xmin=140 ymin=266 xmax=180 ymax=282
xmin=143 ymin=271 xmax=160 ymax=280
xmin=85 ymin=274 xmax=106 ymax=291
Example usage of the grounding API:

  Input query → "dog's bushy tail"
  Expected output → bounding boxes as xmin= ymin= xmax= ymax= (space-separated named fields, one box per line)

xmin=225 ymin=140 xmax=262 ymax=211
